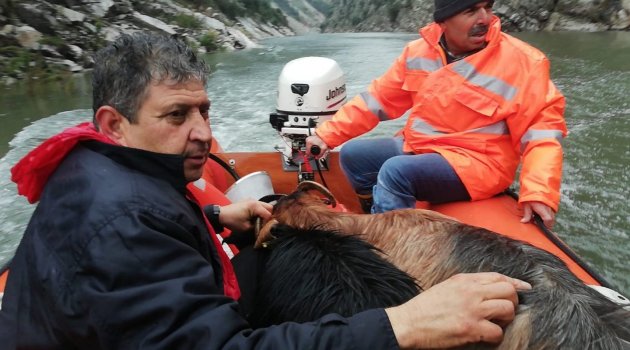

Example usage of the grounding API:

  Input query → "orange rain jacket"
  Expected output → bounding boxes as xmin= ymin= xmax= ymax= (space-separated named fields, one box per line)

xmin=316 ymin=17 xmax=567 ymax=211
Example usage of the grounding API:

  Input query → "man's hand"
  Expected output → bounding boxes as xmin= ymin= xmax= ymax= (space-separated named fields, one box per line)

xmin=219 ymin=200 xmax=273 ymax=232
xmin=385 ymin=272 xmax=531 ymax=349
xmin=520 ymin=201 xmax=555 ymax=228
xmin=305 ymin=135 xmax=330 ymax=159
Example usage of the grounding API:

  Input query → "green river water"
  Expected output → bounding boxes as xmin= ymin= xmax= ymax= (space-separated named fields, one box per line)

xmin=0 ymin=31 xmax=628 ymax=295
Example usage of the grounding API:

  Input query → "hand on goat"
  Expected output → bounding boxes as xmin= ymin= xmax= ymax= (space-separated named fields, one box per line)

xmin=219 ymin=200 xmax=273 ymax=232
xmin=385 ymin=272 xmax=532 ymax=349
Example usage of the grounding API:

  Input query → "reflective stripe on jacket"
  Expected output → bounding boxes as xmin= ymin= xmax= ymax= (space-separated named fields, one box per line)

xmin=316 ymin=17 xmax=567 ymax=210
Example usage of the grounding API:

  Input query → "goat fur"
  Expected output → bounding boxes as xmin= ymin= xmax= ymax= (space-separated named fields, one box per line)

xmin=232 ymin=225 xmax=420 ymax=328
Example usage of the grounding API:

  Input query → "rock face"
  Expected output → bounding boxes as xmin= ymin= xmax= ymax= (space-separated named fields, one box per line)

xmin=322 ymin=0 xmax=629 ymax=33
xmin=270 ymin=0 xmax=332 ymax=34
xmin=0 ymin=0 xmax=301 ymax=82
xmin=1 ymin=0 xmax=626 ymax=83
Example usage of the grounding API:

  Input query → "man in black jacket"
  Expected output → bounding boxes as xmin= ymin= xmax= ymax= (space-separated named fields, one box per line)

xmin=0 ymin=32 xmax=529 ymax=349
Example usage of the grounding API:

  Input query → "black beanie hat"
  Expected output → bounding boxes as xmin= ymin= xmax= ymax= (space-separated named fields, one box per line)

xmin=433 ymin=0 xmax=486 ymax=22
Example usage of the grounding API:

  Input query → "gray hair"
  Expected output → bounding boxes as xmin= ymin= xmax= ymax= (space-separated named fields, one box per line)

xmin=92 ymin=32 xmax=210 ymax=124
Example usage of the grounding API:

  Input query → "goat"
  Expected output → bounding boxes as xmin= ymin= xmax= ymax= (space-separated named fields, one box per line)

xmin=249 ymin=181 xmax=630 ymax=349
xmin=232 ymin=224 xmax=420 ymax=328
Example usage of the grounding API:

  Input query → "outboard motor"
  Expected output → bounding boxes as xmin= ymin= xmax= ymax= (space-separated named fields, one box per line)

xmin=270 ymin=57 xmax=347 ymax=182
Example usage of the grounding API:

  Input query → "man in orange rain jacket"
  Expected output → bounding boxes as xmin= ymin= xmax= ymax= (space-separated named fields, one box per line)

xmin=307 ymin=0 xmax=567 ymax=228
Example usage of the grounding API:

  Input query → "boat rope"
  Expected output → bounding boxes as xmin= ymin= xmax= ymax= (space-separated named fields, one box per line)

xmin=504 ymin=189 xmax=614 ymax=289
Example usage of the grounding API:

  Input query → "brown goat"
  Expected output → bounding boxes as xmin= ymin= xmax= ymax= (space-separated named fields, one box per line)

xmin=255 ymin=182 xmax=630 ymax=350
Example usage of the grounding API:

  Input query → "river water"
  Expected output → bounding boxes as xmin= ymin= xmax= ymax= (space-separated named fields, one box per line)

xmin=0 ymin=31 xmax=629 ymax=295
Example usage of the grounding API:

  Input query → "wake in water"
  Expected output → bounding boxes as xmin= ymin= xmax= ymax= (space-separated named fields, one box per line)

xmin=0 ymin=111 xmax=91 ymax=265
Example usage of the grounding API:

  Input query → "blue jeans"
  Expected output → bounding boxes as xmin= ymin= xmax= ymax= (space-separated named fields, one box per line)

xmin=339 ymin=137 xmax=471 ymax=213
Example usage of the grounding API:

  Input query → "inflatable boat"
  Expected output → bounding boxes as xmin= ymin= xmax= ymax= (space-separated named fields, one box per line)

xmin=199 ymin=150 xmax=618 ymax=290
xmin=1 ymin=57 xmax=627 ymax=310
xmin=1 ymin=148 xmax=628 ymax=309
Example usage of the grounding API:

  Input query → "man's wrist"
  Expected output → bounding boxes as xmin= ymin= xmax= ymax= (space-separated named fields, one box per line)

xmin=385 ymin=306 xmax=416 ymax=349
xmin=204 ymin=204 xmax=224 ymax=233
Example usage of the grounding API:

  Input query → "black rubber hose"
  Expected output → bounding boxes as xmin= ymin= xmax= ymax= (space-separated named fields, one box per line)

xmin=315 ymin=158 xmax=329 ymax=189
xmin=208 ymin=152 xmax=241 ymax=181
xmin=308 ymin=140 xmax=329 ymax=189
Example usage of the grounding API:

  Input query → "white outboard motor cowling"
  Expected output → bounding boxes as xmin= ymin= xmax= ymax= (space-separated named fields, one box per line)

xmin=270 ymin=57 xmax=347 ymax=179
xmin=276 ymin=56 xmax=346 ymax=117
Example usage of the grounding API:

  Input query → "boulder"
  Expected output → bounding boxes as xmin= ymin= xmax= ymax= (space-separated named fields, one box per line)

xmin=15 ymin=25 xmax=42 ymax=50
xmin=195 ymin=13 xmax=227 ymax=31
xmin=108 ymin=0 xmax=133 ymax=17
xmin=39 ymin=44 xmax=63 ymax=58
xmin=88 ymin=0 xmax=114 ymax=18
xmin=1 ymin=76 xmax=18 ymax=86
xmin=14 ymin=2 xmax=59 ymax=35
xmin=59 ymin=43 xmax=83 ymax=61
xmin=226 ymin=27 xmax=261 ymax=49
xmin=611 ymin=8 xmax=630 ymax=29
xmin=546 ymin=12 xmax=610 ymax=31
xmin=131 ymin=12 xmax=176 ymax=35
xmin=0 ymin=23 xmax=13 ymax=35
xmin=83 ymin=22 xmax=97 ymax=33
xmin=55 ymin=5 xmax=86 ymax=23
xmin=100 ymin=26 xmax=122 ymax=43
xmin=47 ymin=57 xmax=83 ymax=72
xmin=0 ymin=30 xmax=18 ymax=47
xmin=81 ymin=54 xmax=94 ymax=69
xmin=556 ymin=0 xmax=610 ymax=22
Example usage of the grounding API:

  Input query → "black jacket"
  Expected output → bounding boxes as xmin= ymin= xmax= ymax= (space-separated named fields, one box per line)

xmin=0 ymin=141 xmax=398 ymax=349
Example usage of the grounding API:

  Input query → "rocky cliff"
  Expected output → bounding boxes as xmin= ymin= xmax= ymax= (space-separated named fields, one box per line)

xmin=2 ymin=0 xmax=628 ymax=84
xmin=322 ymin=0 xmax=630 ymax=33
xmin=0 ymin=0 xmax=325 ymax=84
xmin=270 ymin=0 xmax=331 ymax=34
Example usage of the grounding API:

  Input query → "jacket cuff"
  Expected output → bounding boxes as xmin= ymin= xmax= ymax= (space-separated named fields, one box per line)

xmin=348 ymin=309 xmax=399 ymax=350
xmin=314 ymin=129 xmax=338 ymax=150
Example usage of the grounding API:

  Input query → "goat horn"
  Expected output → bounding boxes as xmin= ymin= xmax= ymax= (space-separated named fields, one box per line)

xmin=254 ymin=219 xmax=279 ymax=249
xmin=296 ymin=181 xmax=337 ymax=208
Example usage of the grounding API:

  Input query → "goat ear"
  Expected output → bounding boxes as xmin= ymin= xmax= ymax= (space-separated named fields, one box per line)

xmin=254 ymin=219 xmax=279 ymax=249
